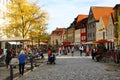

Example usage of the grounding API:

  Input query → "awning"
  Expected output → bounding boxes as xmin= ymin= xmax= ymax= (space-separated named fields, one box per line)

xmin=94 ymin=39 xmax=112 ymax=43
xmin=82 ymin=42 xmax=97 ymax=44
xmin=8 ymin=42 xmax=22 ymax=45
xmin=0 ymin=37 xmax=29 ymax=42
xmin=36 ymin=42 xmax=48 ymax=45
xmin=61 ymin=42 xmax=71 ymax=46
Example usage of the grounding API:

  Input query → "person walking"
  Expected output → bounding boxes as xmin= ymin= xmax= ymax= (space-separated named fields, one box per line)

xmin=18 ymin=50 xmax=27 ymax=75
xmin=47 ymin=48 xmax=52 ymax=64
xmin=71 ymin=46 xmax=74 ymax=56
xmin=5 ymin=49 xmax=12 ymax=68
xmin=79 ymin=45 xmax=84 ymax=56
xmin=91 ymin=47 xmax=96 ymax=60
xmin=28 ymin=50 xmax=34 ymax=71
xmin=58 ymin=47 xmax=62 ymax=56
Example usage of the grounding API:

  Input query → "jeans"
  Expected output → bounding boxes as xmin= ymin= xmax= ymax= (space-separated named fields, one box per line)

xmin=80 ymin=50 xmax=83 ymax=56
xmin=19 ymin=63 xmax=25 ymax=75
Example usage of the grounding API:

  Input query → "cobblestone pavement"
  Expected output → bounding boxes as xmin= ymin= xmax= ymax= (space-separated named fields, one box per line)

xmin=17 ymin=51 xmax=120 ymax=80
xmin=0 ymin=58 xmax=46 ymax=80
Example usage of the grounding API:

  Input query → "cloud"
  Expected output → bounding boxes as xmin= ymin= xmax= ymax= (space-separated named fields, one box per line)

xmin=39 ymin=0 xmax=120 ymax=33
xmin=94 ymin=0 xmax=120 ymax=7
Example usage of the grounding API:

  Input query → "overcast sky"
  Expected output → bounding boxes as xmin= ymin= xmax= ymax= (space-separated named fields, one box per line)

xmin=38 ymin=0 xmax=120 ymax=34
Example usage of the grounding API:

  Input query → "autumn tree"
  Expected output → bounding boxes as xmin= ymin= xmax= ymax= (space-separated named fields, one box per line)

xmin=3 ymin=0 xmax=49 ymax=39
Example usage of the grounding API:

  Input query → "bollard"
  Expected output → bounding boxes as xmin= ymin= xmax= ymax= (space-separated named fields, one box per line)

xmin=30 ymin=57 xmax=33 ymax=71
xmin=10 ymin=64 xmax=13 ymax=80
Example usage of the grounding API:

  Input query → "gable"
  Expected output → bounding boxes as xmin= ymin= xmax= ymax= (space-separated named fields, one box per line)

xmin=88 ymin=8 xmax=95 ymax=23
xmin=91 ymin=6 xmax=113 ymax=21
xmin=107 ymin=15 xmax=114 ymax=29
xmin=102 ymin=15 xmax=110 ymax=28
xmin=98 ymin=17 xmax=105 ymax=31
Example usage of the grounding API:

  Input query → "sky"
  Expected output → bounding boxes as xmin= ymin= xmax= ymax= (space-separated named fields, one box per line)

xmin=32 ymin=0 xmax=120 ymax=34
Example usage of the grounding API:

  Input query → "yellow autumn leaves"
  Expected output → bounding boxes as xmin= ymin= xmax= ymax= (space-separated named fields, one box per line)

xmin=2 ymin=0 xmax=49 ymax=41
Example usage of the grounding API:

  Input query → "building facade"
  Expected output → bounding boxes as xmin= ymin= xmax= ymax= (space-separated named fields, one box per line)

xmin=50 ymin=28 xmax=66 ymax=45
xmin=113 ymin=4 xmax=120 ymax=45
xmin=87 ymin=7 xmax=97 ymax=42
xmin=79 ymin=17 xmax=88 ymax=43
xmin=87 ymin=6 xmax=113 ymax=42
xmin=106 ymin=14 xmax=115 ymax=50
xmin=74 ymin=29 xmax=80 ymax=44
xmin=66 ymin=20 xmax=76 ymax=43
xmin=74 ymin=15 xmax=88 ymax=45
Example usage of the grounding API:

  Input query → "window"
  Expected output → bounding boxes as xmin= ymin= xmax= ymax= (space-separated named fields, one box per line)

xmin=88 ymin=33 xmax=90 ymax=38
xmin=81 ymin=29 xmax=83 ymax=33
xmin=93 ymin=33 xmax=95 ymax=37
xmin=90 ymin=33 xmax=92 ymax=37
xmin=84 ymin=36 xmax=86 ymax=40
xmin=84 ymin=28 xmax=86 ymax=32
xmin=82 ymin=29 xmax=84 ymax=33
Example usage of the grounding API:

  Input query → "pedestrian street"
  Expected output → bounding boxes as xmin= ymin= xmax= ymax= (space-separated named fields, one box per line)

xmin=17 ymin=51 xmax=120 ymax=80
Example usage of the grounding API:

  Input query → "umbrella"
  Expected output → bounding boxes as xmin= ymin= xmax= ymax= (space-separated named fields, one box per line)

xmin=61 ymin=42 xmax=71 ymax=46
xmin=95 ymin=39 xmax=112 ymax=43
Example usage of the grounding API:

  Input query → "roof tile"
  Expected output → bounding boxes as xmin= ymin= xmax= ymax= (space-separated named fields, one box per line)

xmin=77 ymin=14 xmax=88 ymax=22
xmin=91 ymin=6 xmax=114 ymax=20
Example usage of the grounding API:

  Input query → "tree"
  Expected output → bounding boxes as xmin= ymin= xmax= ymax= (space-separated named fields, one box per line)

xmin=3 ymin=0 xmax=49 ymax=39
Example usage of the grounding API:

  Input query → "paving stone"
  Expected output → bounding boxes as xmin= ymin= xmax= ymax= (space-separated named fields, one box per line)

xmin=17 ymin=51 xmax=120 ymax=80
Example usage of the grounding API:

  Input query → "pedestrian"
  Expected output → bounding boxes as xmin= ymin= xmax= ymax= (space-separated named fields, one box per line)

xmin=28 ymin=50 xmax=34 ymax=71
xmin=47 ymin=48 xmax=52 ymax=64
xmin=5 ymin=49 xmax=12 ymax=68
xmin=79 ymin=45 xmax=84 ymax=56
xmin=39 ymin=50 xmax=44 ymax=59
xmin=85 ymin=48 xmax=89 ymax=56
xmin=49 ymin=52 xmax=56 ymax=64
xmin=91 ymin=47 xmax=96 ymax=59
xmin=18 ymin=50 xmax=27 ymax=75
xmin=71 ymin=46 xmax=74 ymax=56
xmin=58 ymin=47 xmax=61 ymax=56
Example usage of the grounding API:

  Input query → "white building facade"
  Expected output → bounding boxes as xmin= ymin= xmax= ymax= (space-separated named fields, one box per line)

xmin=96 ymin=16 xmax=106 ymax=41
xmin=106 ymin=15 xmax=115 ymax=50
xmin=74 ymin=29 xmax=80 ymax=45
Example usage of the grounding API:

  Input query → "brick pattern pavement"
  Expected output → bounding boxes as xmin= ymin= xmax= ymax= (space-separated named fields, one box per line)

xmin=0 ymin=58 xmax=46 ymax=80
xmin=17 ymin=51 xmax=120 ymax=80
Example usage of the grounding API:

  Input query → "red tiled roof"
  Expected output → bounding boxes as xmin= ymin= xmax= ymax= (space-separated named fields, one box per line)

xmin=102 ymin=15 xmax=110 ymax=28
xmin=102 ymin=12 xmax=114 ymax=28
xmin=91 ymin=6 xmax=113 ymax=20
xmin=51 ymin=28 xmax=66 ymax=36
xmin=91 ymin=6 xmax=114 ymax=28
xmin=76 ymin=15 xmax=88 ymax=29
xmin=77 ymin=14 xmax=88 ymax=22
